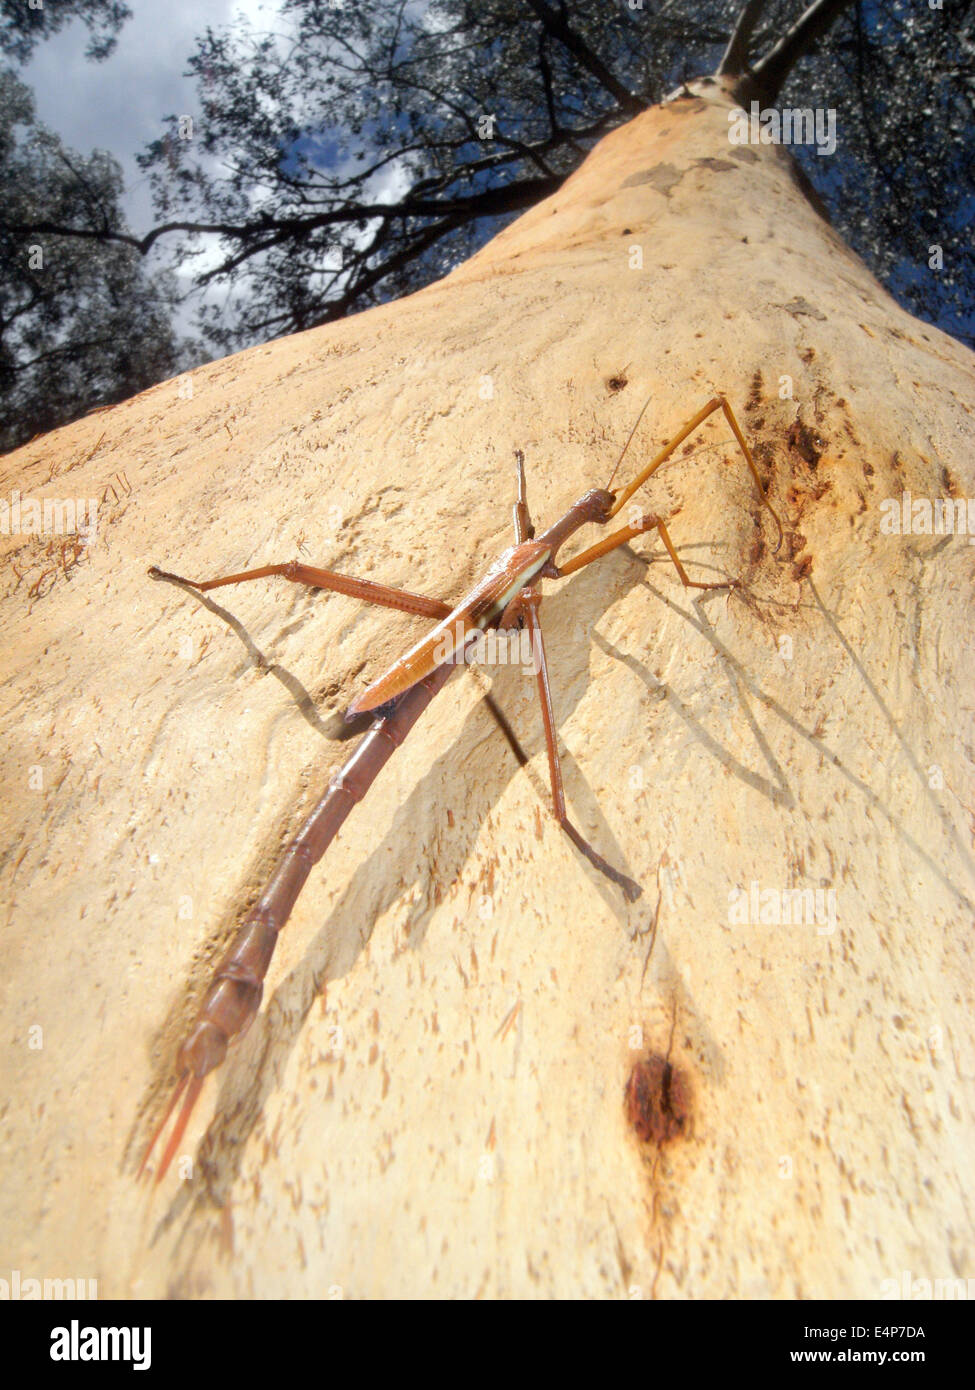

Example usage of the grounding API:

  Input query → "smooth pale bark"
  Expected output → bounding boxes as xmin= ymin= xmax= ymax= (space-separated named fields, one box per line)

xmin=1 ymin=79 xmax=972 ymax=1299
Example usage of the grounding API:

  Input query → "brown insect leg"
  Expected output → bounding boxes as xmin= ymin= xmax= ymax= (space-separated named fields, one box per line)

xmin=607 ymin=395 xmax=783 ymax=552
xmin=652 ymin=517 xmax=738 ymax=591
xmin=148 ymin=561 xmax=451 ymax=621
xmin=512 ymin=449 xmax=535 ymax=544
xmin=556 ymin=513 xmax=737 ymax=591
xmin=521 ymin=594 xmax=642 ymax=902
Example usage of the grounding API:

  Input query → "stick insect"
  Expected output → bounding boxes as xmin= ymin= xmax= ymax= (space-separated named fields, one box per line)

xmin=141 ymin=393 xmax=782 ymax=1182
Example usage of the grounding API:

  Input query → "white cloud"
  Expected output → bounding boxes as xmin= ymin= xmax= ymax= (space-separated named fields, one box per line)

xmin=19 ymin=2 xmax=298 ymax=343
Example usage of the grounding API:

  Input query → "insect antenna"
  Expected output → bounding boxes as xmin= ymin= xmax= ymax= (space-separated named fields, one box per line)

xmin=605 ymin=390 xmax=655 ymax=493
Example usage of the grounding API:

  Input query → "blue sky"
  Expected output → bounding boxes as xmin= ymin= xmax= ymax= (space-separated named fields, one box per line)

xmin=19 ymin=2 xmax=296 ymax=332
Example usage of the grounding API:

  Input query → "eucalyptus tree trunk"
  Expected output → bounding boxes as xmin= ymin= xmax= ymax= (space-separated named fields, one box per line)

xmin=1 ymin=79 xmax=972 ymax=1300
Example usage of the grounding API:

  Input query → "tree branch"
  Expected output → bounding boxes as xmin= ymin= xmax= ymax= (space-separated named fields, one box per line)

xmin=317 ymin=215 xmax=461 ymax=324
xmin=716 ymin=0 xmax=770 ymax=77
xmin=7 ymin=173 xmax=564 ymax=274
xmin=751 ymin=0 xmax=858 ymax=101
xmin=522 ymin=0 xmax=645 ymax=115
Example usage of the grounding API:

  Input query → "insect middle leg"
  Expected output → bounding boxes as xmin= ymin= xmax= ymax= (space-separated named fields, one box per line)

xmin=148 ymin=560 xmax=451 ymax=620
xmin=510 ymin=588 xmax=643 ymax=902
xmin=553 ymin=512 xmax=737 ymax=590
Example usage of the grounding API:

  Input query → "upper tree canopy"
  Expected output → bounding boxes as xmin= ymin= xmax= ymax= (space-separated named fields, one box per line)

xmin=2 ymin=0 xmax=973 ymax=449
xmin=0 ymin=0 xmax=131 ymax=64
xmin=0 ymin=68 xmax=185 ymax=453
